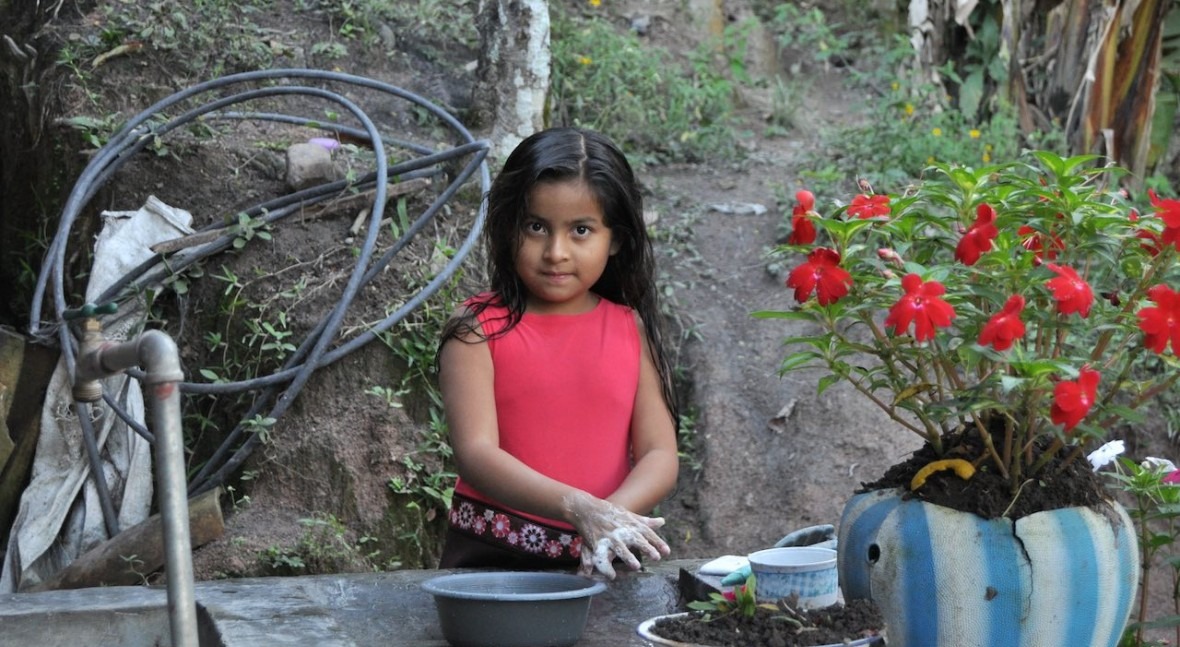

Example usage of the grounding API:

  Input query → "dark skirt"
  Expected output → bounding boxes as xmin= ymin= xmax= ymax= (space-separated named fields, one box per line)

xmin=438 ymin=493 xmax=582 ymax=570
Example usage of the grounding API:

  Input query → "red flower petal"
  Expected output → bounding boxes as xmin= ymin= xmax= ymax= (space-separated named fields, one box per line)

xmin=1051 ymin=366 xmax=1100 ymax=432
xmin=795 ymin=189 xmax=815 ymax=212
xmin=955 ymin=203 xmax=1000 ymax=265
xmin=1137 ymin=284 xmax=1180 ymax=355
xmin=848 ymin=194 xmax=891 ymax=219
xmin=1045 ymin=264 xmax=1094 ymax=318
xmin=884 ymin=274 xmax=956 ymax=341
xmin=978 ymin=295 xmax=1026 ymax=351
xmin=786 ymin=248 xmax=851 ymax=305
xmin=787 ymin=212 xmax=817 ymax=245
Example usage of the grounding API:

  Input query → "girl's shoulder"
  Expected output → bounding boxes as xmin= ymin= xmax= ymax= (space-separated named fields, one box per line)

xmin=459 ymin=292 xmax=514 ymax=337
xmin=460 ymin=292 xmax=513 ymax=317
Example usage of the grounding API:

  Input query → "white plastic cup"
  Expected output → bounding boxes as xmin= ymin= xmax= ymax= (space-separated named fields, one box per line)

xmin=747 ymin=546 xmax=839 ymax=609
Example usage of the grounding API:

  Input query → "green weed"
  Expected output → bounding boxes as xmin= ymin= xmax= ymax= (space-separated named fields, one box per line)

xmin=259 ymin=513 xmax=387 ymax=576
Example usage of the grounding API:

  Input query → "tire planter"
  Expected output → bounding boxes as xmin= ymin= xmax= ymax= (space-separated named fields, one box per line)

xmin=837 ymin=488 xmax=1139 ymax=647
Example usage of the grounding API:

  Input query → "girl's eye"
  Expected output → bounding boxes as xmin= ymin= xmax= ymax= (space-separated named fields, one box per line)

xmin=574 ymin=225 xmax=591 ymax=236
xmin=525 ymin=221 xmax=546 ymax=234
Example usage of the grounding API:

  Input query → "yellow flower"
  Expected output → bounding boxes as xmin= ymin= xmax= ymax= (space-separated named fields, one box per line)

xmin=983 ymin=152 xmax=991 ymax=163
xmin=927 ymin=156 xmax=935 ymax=165
xmin=589 ymin=0 xmax=601 ymax=6
xmin=891 ymin=82 xmax=900 ymax=91
xmin=932 ymin=127 xmax=942 ymax=137
xmin=985 ymin=143 xmax=993 ymax=151
xmin=578 ymin=56 xmax=592 ymax=66
xmin=969 ymin=129 xmax=981 ymax=139
xmin=904 ymin=103 xmax=914 ymax=116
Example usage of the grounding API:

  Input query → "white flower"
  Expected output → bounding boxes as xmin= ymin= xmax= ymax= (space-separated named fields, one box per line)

xmin=1141 ymin=456 xmax=1178 ymax=473
xmin=1087 ymin=440 xmax=1125 ymax=471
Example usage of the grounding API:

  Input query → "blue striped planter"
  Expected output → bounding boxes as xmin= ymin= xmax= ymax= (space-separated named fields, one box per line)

xmin=837 ymin=488 xmax=1139 ymax=647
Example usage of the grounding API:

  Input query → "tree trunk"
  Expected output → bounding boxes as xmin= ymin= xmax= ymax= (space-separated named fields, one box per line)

xmin=470 ymin=0 xmax=551 ymax=161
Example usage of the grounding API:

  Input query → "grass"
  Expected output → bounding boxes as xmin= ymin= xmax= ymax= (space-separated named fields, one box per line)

xmin=549 ymin=3 xmax=744 ymax=166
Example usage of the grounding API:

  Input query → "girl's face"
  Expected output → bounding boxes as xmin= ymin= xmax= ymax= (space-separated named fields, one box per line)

xmin=514 ymin=179 xmax=618 ymax=315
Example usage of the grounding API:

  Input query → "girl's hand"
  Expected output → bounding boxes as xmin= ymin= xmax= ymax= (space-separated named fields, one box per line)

xmin=562 ymin=490 xmax=670 ymax=579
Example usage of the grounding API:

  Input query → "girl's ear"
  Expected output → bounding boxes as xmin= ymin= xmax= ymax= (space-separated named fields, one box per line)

xmin=610 ymin=238 xmax=622 ymax=256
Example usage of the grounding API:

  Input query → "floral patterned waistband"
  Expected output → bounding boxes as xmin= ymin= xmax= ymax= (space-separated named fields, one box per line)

xmin=448 ymin=493 xmax=583 ymax=560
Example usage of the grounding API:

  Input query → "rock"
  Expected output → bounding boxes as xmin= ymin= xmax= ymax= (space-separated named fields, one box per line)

xmin=284 ymin=142 xmax=339 ymax=192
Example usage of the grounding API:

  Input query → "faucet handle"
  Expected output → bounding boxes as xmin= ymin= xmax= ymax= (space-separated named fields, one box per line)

xmin=64 ymin=302 xmax=119 ymax=321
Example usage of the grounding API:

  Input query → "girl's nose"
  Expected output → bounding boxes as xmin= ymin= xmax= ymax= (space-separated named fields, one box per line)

xmin=544 ymin=235 xmax=569 ymax=261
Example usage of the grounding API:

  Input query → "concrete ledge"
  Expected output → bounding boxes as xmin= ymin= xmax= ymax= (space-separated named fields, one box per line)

xmin=0 ymin=559 xmax=705 ymax=646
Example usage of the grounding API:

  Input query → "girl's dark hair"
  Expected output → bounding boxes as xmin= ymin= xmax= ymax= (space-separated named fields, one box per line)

xmin=440 ymin=127 xmax=679 ymax=427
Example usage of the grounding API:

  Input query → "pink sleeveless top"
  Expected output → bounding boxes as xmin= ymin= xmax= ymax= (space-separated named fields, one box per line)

xmin=453 ymin=294 xmax=640 ymax=529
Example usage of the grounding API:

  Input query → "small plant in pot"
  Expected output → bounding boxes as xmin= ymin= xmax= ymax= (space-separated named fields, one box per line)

xmin=637 ymin=574 xmax=885 ymax=647
xmin=756 ymin=152 xmax=1180 ymax=647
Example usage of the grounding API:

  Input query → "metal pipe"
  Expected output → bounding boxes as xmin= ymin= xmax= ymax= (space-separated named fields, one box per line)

xmin=74 ymin=327 xmax=197 ymax=647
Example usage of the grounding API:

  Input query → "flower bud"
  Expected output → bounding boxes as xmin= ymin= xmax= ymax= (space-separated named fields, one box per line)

xmin=877 ymin=248 xmax=903 ymax=266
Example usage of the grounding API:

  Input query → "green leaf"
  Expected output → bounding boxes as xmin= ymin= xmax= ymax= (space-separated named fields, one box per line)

xmin=999 ymin=375 xmax=1024 ymax=394
xmin=816 ymin=373 xmax=843 ymax=395
xmin=959 ymin=69 xmax=984 ymax=121
xmin=780 ymin=352 xmax=823 ymax=373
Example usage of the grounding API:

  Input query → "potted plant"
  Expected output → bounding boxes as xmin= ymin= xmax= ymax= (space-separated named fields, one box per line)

xmin=637 ymin=574 xmax=885 ymax=646
xmin=755 ymin=152 xmax=1180 ymax=647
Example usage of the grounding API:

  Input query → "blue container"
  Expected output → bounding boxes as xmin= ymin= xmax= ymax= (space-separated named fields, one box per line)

xmin=837 ymin=488 xmax=1138 ymax=647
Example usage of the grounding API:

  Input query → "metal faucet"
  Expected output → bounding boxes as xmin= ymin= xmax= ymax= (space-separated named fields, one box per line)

xmin=68 ymin=303 xmax=198 ymax=647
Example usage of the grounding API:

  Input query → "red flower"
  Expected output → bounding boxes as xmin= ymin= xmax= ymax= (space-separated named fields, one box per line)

xmin=847 ymin=193 xmax=891 ymax=219
xmin=787 ymin=189 xmax=817 ymax=245
xmin=1149 ymin=189 xmax=1180 ymax=251
xmin=1051 ymin=366 xmax=1100 ymax=431
xmin=955 ymin=203 xmax=999 ymax=265
xmin=795 ymin=189 xmax=815 ymax=212
xmin=786 ymin=248 xmax=852 ymax=305
xmin=1045 ymin=264 xmax=1094 ymax=317
xmin=1137 ymin=284 xmax=1180 ymax=355
xmin=1018 ymin=225 xmax=1064 ymax=265
xmin=978 ymin=295 xmax=1026 ymax=351
xmin=1129 ymin=209 xmax=1163 ymax=257
xmin=1164 ymin=471 xmax=1180 ymax=485
xmin=884 ymin=273 xmax=956 ymax=342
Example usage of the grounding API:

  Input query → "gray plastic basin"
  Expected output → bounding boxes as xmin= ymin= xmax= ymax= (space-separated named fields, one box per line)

xmin=421 ymin=571 xmax=607 ymax=647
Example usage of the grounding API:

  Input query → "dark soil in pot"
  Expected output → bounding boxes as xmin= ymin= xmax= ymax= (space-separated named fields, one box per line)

xmin=864 ymin=429 xmax=1108 ymax=520
xmin=649 ymin=598 xmax=884 ymax=647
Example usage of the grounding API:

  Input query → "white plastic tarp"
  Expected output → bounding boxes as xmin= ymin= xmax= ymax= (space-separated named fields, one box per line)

xmin=0 ymin=196 xmax=193 ymax=592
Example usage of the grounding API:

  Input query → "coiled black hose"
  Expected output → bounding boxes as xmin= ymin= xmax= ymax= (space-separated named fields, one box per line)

xmin=28 ymin=69 xmax=491 ymax=524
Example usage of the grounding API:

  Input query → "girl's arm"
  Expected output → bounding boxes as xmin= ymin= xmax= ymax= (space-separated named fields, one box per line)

xmin=606 ymin=320 xmax=679 ymax=514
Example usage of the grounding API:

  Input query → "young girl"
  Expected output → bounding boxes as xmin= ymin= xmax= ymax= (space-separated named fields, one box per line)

xmin=437 ymin=127 xmax=680 ymax=579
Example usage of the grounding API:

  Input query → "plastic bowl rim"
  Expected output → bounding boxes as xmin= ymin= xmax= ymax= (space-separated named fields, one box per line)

xmin=421 ymin=571 xmax=608 ymax=601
